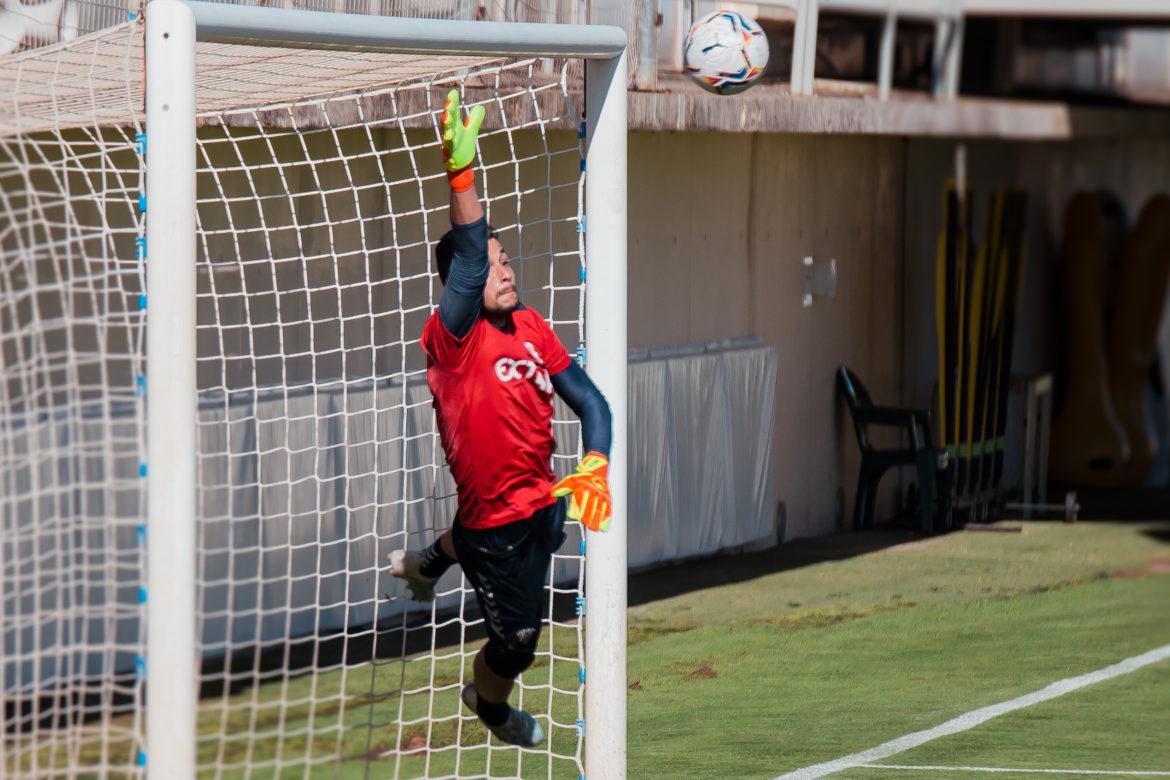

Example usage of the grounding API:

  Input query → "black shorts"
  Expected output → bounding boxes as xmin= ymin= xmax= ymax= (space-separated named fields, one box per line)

xmin=451 ymin=498 xmax=567 ymax=661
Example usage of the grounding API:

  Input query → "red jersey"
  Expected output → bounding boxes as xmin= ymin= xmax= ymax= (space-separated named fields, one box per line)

xmin=421 ymin=306 xmax=572 ymax=529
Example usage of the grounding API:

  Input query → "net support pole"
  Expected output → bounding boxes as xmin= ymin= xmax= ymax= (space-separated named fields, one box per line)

xmin=145 ymin=1 xmax=198 ymax=777
xmin=584 ymin=50 xmax=628 ymax=780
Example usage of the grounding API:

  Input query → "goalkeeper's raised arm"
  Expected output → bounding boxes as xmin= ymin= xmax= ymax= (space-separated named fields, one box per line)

xmin=435 ymin=88 xmax=488 ymax=339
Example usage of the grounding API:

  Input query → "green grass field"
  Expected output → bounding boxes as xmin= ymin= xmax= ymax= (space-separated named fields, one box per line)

xmin=11 ymin=521 xmax=1167 ymax=778
xmin=626 ymin=521 xmax=1170 ymax=779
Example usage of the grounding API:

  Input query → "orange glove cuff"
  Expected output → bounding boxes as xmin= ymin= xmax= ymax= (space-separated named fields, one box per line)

xmin=447 ymin=167 xmax=475 ymax=193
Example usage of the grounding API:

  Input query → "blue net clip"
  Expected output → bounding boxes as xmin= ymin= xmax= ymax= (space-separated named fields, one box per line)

xmin=576 ymin=346 xmax=586 ymax=366
xmin=138 ymin=194 xmax=147 ymax=213
xmin=578 ymin=666 xmax=586 ymax=684
xmin=575 ymin=596 xmax=585 ymax=616
xmin=578 ymin=538 xmax=586 ymax=555
xmin=137 ymin=587 xmax=147 ymax=604
xmin=576 ymin=718 xmax=585 ymax=737
xmin=135 ymin=132 xmax=146 ymax=156
xmin=577 ymin=216 xmax=586 ymax=233
xmin=138 ymin=463 xmax=148 ymax=478
xmin=137 ymin=294 xmax=147 ymax=311
xmin=135 ymin=236 xmax=146 ymax=259
xmin=577 ymin=121 xmax=586 ymax=139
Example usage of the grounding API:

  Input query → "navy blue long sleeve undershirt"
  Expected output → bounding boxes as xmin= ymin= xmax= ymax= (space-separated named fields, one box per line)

xmin=437 ymin=216 xmax=489 ymax=339
xmin=437 ymin=216 xmax=612 ymax=457
xmin=551 ymin=362 xmax=612 ymax=458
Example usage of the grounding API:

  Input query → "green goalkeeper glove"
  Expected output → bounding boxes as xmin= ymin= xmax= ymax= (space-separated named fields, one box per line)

xmin=441 ymin=88 xmax=485 ymax=175
xmin=551 ymin=452 xmax=612 ymax=533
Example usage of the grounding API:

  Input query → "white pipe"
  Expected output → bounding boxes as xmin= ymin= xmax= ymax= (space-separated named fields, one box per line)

xmin=790 ymin=0 xmax=809 ymax=94
xmin=931 ymin=18 xmax=950 ymax=97
xmin=144 ymin=0 xmax=198 ymax=777
xmin=878 ymin=11 xmax=897 ymax=100
xmin=943 ymin=14 xmax=964 ymax=98
xmin=792 ymin=0 xmax=820 ymax=95
xmin=183 ymin=0 xmax=627 ymax=56
xmin=584 ymin=50 xmax=628 ymax=780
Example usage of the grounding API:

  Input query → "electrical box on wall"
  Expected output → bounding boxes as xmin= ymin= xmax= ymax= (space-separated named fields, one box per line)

xmin=803 ymin=256 xmax=838 ymax=307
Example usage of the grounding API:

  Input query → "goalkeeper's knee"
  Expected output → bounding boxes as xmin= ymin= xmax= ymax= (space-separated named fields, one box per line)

xmin=483 ymin=625 xmax=540 ymax=679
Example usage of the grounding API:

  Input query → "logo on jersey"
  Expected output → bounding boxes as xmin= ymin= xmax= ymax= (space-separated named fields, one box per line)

xmin=494 ymin=341 xmax=553 ymax=395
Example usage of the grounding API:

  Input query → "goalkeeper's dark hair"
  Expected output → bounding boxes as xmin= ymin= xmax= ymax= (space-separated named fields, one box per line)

xmin=435 ymin=224 xmax=499 ymax=285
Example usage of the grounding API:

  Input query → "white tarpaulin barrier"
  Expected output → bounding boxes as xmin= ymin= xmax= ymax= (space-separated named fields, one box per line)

xmin=626 ymin=341 xmax=778 ymax=568
xmin=4 ymin=341 xmax=778 ymax=681
xmin=194 ymin=340 xmax=778 ymax=648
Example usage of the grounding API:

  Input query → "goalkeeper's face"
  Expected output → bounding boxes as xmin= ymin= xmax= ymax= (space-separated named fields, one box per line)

xmin=483 ymin=238 xmax=519 ymax=314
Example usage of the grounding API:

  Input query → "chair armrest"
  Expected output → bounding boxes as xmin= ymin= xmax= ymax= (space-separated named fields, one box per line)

xmin=854 ymin=407 xmax=934 ymax=451
xmin=854 ymin=406 xmax=928 ymax=428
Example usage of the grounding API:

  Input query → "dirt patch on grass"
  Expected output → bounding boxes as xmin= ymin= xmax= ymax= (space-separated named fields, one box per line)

xmin=628 ymin=680 xmax=643 ymax=690
xmin=742 ymin=604 xmax=897 ymax=629
xmin=401 ymin=734 xmax=429 ymax=754
xmin=1113 ymin=559 xmax=1170 ymax=579
xmin=628 ymin=619 xmax=699 ymax=645
xmin=668 ymin=657 xmax=720 ymax=681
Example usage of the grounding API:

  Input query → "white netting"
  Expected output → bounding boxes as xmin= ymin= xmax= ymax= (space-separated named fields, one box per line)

xmin=2 ymin=19 xmax=587 ymax=778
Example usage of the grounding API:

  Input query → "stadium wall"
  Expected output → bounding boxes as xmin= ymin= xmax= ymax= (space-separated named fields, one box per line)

xmin=217 ymin=124 xmax=906 ymax=544
xmin=622 ymin=131 xmax=1170 ymax=541
xmin=626 ymin=131 xmax=906 ymax=541
xmin=209 ymin=125 xmax=1170 ymax=545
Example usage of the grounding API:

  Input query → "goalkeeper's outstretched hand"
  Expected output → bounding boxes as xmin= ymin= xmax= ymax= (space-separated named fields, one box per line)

xmin=551 ymin=452 xmax=612 ymax=533
xmin=440 ymin=88 xmax=485 ymax=172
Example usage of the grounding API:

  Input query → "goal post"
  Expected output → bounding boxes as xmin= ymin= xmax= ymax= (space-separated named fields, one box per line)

xmin=2 ymin=1 xmax=626 ymax=777
xmin=144 ymin=5 xmax=197 ymax=777
xmin=143 ymin=2 xmax=628 ymax=778
xmin=582 ymin=49 xmax=628 ymax=777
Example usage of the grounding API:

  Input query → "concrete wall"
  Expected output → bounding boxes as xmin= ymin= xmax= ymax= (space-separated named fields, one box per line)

xmin=626 ymin=131 xmax=1170 ymax=541
xmin=197 ymin=124 xmax=1170 ymax=542
xmin=628 ymin=132 xmax=907 ymax=540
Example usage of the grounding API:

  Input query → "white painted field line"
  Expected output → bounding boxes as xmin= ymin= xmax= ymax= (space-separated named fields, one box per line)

xmin=862 ymin=765 xmax=1170 ymax=776
xmin=775 ymin=642 xmax=1170 ymax=780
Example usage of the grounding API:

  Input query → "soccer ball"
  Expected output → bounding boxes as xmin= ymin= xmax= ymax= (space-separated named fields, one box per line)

xmin=684 ymin=10 xmax=770 ymax=95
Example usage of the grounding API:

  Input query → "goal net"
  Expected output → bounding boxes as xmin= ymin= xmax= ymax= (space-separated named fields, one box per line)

xmin=1 ymin=10 xmax=612 ymax=777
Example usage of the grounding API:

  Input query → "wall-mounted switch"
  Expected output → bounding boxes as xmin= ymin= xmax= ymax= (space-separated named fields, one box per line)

xmin=802 ymin=256 xmax=837 ymax=307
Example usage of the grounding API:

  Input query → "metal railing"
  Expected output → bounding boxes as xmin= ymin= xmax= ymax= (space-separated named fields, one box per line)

xmin=4 ymin=0 xmax=1170 ymax=94
xmin=811 ymin=0 xmax=964 ymax=98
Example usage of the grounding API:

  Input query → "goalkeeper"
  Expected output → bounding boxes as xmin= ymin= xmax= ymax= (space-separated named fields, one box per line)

xmin=387 ymin=90 xmax=613 ymax=749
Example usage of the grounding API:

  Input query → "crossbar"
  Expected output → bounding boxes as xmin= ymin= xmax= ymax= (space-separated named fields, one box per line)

xmin=184 ymin=0 xmax=627 ymax=57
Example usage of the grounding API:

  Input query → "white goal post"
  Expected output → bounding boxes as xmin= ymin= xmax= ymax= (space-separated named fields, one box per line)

xmin=145 ymin=2 xmax=627 ymax=777
xmin=1 ymin=0 xmax=625 ymax=776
